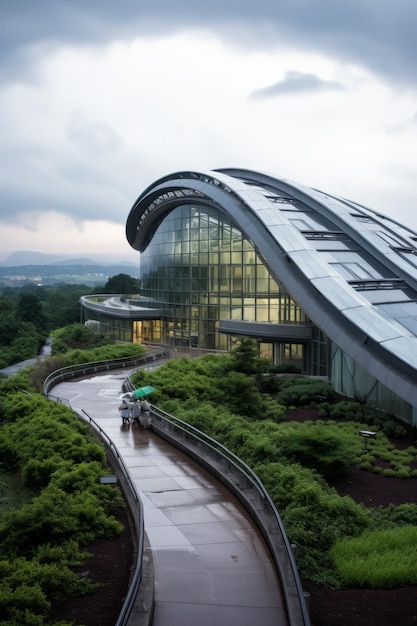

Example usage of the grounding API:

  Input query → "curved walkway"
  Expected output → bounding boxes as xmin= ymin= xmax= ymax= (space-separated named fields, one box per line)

xmin=52 ymin=371 xmax=290 ymax=626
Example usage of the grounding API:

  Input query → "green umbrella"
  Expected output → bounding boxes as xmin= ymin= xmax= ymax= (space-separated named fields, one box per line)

xmin=133 ymin=385 xmax=155 ymax=398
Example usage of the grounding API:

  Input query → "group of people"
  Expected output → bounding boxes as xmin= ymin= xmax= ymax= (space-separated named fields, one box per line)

xmin=118 ymin=396 xmax=151 ymax=427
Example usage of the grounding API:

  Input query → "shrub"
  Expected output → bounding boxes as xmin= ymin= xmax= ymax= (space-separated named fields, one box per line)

xmin=0 ymin=376 xmax=127 ymax=622
xmin=277 ymin=381 xmax=334 ymax=407
xmin=322 ymin=400 xmax=409 ymax=439
xmin=267 ymin=364 xmax=302 ymax=374
xmin=258 ymin=375 xmax=282 ymax=393
xmin=51 ymin=322 xmax=110 ymax=354
xmin=63 ymin=343 xmax=145 ymax=366
xmin=395 ymin=468 xmax=411 ymax=479
xmin=260 ymin=398 xmax=287 ymax=423
xmin=255 ymin=462 xmax=370 ymax=583
xmin=29 ymin=355 xmax=66 ymax=392
xmin=274 ymin=422 xmax=357 ymax=479
xmin=231 ymin=337 xmax=264 ymax=375
xmin=371 ymin=504 xmax=417 ymax=529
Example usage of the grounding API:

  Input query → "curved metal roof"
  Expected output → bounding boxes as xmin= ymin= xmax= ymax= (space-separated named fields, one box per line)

xmin=126 ymin=169 xmax=417 ymax=408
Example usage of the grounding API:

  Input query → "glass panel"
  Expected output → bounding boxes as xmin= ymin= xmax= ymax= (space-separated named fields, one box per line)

xmin=139 ymin=202 xmax=307 ymax=350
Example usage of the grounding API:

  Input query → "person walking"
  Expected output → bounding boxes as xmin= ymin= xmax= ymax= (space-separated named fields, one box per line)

xmin=139 ymin=398 xmax=152 ymax=428
xmin=131 ymin=400 xmax=141 ymax=425
xmin=118 ymin=399 xmax=130 ymax=425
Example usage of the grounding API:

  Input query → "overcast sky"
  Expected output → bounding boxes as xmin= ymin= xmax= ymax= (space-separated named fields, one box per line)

xmin=1 ymin=1 xmax=417 ymax=262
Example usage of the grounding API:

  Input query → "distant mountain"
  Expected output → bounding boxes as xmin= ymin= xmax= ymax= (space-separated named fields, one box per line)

xmin=0 ymin=251 xmax=137 ymax=267
xmin=52 ymin=257 xmax=108 ymax=266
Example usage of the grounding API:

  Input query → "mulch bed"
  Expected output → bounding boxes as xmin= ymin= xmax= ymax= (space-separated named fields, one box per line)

xmin=304 ymin=462 xmax=417 ymax=626
xmin=54 ymin=409 xmax=417 ymax=626
xmin=50 ymin=506 xmax=136 ymax=626
xmin=290 ymin=407 xmax=417 ymax=626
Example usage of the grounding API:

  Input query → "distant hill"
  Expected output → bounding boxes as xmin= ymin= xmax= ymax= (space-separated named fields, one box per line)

xmin=0 ymin=251 xmax=137 ymax=267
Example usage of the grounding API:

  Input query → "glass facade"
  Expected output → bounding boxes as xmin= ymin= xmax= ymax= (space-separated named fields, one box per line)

xmin=139 ymin=203 xmax=309 ymax=364
xmin=79 ymin=168 xmax=417 ymax=424
xmin=330 ymin=344 xmax=415 ymax=424
xmin=83 ymin=310 xmax=135 ymax=343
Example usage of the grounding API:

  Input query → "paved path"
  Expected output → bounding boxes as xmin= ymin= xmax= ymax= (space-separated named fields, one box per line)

xmin=52 ymin=371 xmax=289 ymax=626
xmin=0 ymin=338 xmax=52 ymax=376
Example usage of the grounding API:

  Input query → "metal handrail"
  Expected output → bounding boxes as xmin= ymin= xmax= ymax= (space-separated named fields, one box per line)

xmin=80 ymin=410 xmax=145 ymax=626
xmin=45 ymin=388 xmax=149 ymax=626
xmin=43 ymin=348 xmax=169 ymax=395
xmin=144 ymin=403 xmax=310 ymax=626
xmin=124 ymin=372 xmax=310 ymax=625
xmin=46 ymin=355 xmax=310 ymax=625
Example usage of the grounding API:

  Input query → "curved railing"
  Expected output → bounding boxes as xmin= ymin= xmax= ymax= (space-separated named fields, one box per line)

xmin=42 ymin=393 xmax=150 ymax=626
xmin=79 ymin=409 xmax=149 ymax=626
xmin=46 ymin=354 xmax=310 ymax=626
xmin=123 ymin=378 xmax=310 ymax=626
xmin=43 ymin=348 xmax=169 ymax=396
xmin=43 ymin=351 xmax=167 ymax=626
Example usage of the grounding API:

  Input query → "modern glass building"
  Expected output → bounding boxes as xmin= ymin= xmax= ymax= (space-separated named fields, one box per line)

xmin=81 ymin=169 xmax=417 ymax=425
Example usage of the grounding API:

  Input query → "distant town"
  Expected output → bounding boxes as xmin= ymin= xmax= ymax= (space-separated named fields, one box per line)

xmin=0 ymin=264 xmax=138 ymax=287
xmin=0 ymin=251 xmax=138 ymax=287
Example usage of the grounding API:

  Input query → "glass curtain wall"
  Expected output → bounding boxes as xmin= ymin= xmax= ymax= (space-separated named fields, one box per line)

xmin=330 ymin=344 xmax=414 ymax=425
xmin=83 ymin=310 xmax=134 ymax=343
xmin=139 ymin=203 xmax=308 ymax=354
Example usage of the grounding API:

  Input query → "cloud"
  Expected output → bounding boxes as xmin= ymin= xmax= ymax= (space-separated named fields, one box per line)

xmin=1 ymin=2 xmax=417 ymax=256
xmin=2 ymin=1 xmax=417 ymax=86
xmin=249 ymin=70 xmax=345 ymax=99
xmin=67 ymin=111 xmax=124 ymax=154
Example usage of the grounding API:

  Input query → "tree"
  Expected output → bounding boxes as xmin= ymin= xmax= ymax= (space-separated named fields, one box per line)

xmin=51 ymin=323 xmax=108 ymax=354
xmin=43 ymin=285 xmax=89 ymax=328
xmin=231 ymin=337 xmax=263 ymax=375
xmin=102 ymin=274 xmax=140 ymax=294
xmin=17 ymin=293 xmax=47 ymax=333
xmin=0 ymin=297 xmax=18 ymax=346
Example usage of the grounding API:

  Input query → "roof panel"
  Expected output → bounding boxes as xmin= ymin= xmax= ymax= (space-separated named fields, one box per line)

xmin=289 ymin=250 xmax=344 ymax=280
xmin=267 ymin=224 xmax=311 ymax=253
xmin=381 ymin=336 xmax=417 ymax=368
xmin=361 ymin=290 xmax=412 ymax=304
xmin=310 ymin=276 xmax=371 ymax=310
xmin=342 ymin=306 xmax=409 ymax=343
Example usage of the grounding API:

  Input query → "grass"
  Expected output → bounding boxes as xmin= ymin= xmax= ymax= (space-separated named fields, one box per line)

xmin=332 ymin=526 xmax=417 ymax=587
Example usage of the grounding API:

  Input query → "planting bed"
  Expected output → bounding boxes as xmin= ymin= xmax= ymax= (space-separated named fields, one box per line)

xmin=54 ymin=410 xmax=417 ymax=626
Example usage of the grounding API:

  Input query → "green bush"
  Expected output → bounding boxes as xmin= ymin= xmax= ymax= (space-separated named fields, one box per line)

xmin=259 ymin=397 xmax=287 ymax=423
xmin=395 ymin=468 xmax=411 ymax=478
xmin=0 ymin=378 xmax=127 ymax=623
xmin=267 ymin=364 xmax=302 ymax=374
xmin=256 ymin=421 xmax=358 ymax=479
xmin=0 ymin=580 xmax=51 ymax=624
xmin=51 ymin=322 xmax=110 ymax=354
xmin=231 ymin=337 xmax=266 ymax=375
xmin=125 ymin=354 xmax=417 ymax=588
xmin=63 ymin=342 xmax=145 ymax=366
xmin=255 ymin=461 xmax=370 ymax=583
xmin=258 ymin=375 xmax=282 ymax=393
xmin=371 ymin=503 xmax=417 ymax=529
xmin=277 ymin=381 xmax=334 ymax=407
xmin=300 ymin=425 xmax=356 ymax=477
xmin=319 ymin=400 xmax=409 ymax=439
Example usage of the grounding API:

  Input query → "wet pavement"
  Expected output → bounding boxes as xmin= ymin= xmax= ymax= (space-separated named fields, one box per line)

xmin=0 ymin=338 xmax=52 ymax=377
xmin=51 ymin=371 xmax=289 ymax=626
